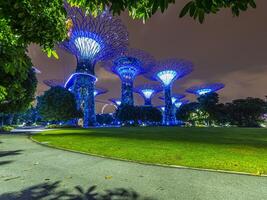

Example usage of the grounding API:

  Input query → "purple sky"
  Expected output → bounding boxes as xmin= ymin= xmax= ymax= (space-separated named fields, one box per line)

xmin=28 ymin=0 xmax=267 ymax=113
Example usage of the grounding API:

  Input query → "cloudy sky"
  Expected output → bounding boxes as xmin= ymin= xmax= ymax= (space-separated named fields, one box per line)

xmin=28 ymin=0 xmax=267 ymax=113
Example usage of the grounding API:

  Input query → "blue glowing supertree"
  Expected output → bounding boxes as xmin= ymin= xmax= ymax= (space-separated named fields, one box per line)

xmin=134 ymin=84 xmax=162 ymax=106
xmin=159 ymin=93 xmax=186 ymax=104
xmin=43 ymin=79 xmax=64 ymax=88
xmin=109 ymin=98 xmax=122 ymax=107
xmin=60 ymin=4 xmax=128 ymax=127
xmin=174 ymin=99 xmax=189 ymax=109
xmin=103 ymin=48 xmax=155 ymax=106
xmin=94 ymin=88 xmax=108 ymax=97
xmin=146 ymin=59 xmax=193 ymax=125
xmin=186 ymin=83 xmax=225 ymax=96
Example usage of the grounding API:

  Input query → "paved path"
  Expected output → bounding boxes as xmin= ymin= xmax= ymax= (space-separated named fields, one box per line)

xmin=0 ymin=135 xmax=267 ymax=200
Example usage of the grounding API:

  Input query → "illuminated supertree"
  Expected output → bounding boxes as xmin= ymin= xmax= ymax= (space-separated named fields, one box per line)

xmin=146 ymin=59 xmax=193 ymax=125
xmin=43 ymin=79 xmax=64 ymax=88
xmin=174 ymin=99 xmax=189 ymax=109
xmin=60 ymin=4 xmax=128 ymax=127
xmin=109 ymin=98 xmax=121 ymax=107
xmin=94 ymin=88 xmax=108 ymax=97
xmin=103 ymin=49 xmax=155 ymax=106
xmin=134 ymin=84 xmax=162 ymax=106
xmin=159 ymin=93 xmax=185 ymax=104
xmin=186 ymin=83 xmax=225 ymax=96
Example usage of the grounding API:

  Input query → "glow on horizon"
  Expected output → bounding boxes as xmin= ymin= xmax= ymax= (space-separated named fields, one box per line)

xmin=141 ymin=89 xmax=154 ymax=99
xmin=156 ymin=70 xmax=177 ymax=86
xmin=75 ymin=37 xmax=101 ymax=59
xmin=197 ymin=88 xmax=212 ymax=95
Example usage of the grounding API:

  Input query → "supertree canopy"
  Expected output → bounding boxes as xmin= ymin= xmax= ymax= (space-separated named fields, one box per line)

xmin=109 ymin=98 xmax=121 ymax=107
xmin=174 ymin=99 xmax=189 ymax=108
xmin=43 ymin=79 xmax=64 ymax=88
xmin=103 ymin=48 xmax=155 ymax=106
xmin=94 ymin=88 xmax=108 ymax=97
xmin=146 ymin=59 xmax=193 ymax=125
xmin=186 ymin=83 xmax=225 ymax=96
xmin=59 ymin=4 xmax=128 ymax=127
xmin=134 ymin=84 xmax=162 ymax=106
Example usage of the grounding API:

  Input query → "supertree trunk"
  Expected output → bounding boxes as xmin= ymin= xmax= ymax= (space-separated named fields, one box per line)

xmin=164 ymin=85 xmax=176 ymax=125
xmin=144 ymin=98 xmax=152 ymax=106
xmin=73 ymin=74 xmax=96 ymax=127
xmin=121 ymin=81 xmax=134 ymax=106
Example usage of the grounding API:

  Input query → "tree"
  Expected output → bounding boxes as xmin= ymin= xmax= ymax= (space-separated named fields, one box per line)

xmin=226 ymin=97 xmax=267 ymax=127
xmin=0 ymin=67 xmax=37 ymax=114
xmin=37 ymin=86 xmax=81 ymax=121
xmin=67 ymin=0 xmax=256 ymax=23
xmin=96 ymin=114 xmax=115 ymax=125
xmin=115 ymin=105 xmax=162 ymax=125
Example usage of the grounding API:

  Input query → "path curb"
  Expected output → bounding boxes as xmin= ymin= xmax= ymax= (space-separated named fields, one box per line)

xmin=29 ymin=136 xmax=267 ymax=178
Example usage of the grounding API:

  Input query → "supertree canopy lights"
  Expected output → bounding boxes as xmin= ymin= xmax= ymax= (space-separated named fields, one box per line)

xmin=94 ymin=88 xmax=108 ymax=97
xmin=109 ymin=98 xmax=122 ymax=107
xmin=186 ymin=83 xmax=225 ymax=96
xmin=103 ymin=49 xmax=155 ymax=106
xmin=60 ymin=4 xmax=128 ymax=127
xmin=134 ymin=84 xmax=162 ymax=106
xmin=146 ymin=59 xmax=193 ymax=125
xmin=174 ymin=99 xmax=189 ymax=108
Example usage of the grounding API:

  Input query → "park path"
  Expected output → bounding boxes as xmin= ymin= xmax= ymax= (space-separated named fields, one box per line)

xmin=0 ymin=134 xmax=267 ymax=200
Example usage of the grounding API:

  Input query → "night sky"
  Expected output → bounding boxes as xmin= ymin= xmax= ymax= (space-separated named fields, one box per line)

xmin=28 ymin=0 xmax=267 ymax=113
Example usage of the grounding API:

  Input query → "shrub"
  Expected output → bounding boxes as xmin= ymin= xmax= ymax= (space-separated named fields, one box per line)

xmin=0 ymin=125 xmax=14 ymax=132
xmin=45 ymin=124 xmax=77 ymax=129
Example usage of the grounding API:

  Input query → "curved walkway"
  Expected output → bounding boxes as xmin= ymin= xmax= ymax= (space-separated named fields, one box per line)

xmin=0 ymin=134 xmax=267 ymax=200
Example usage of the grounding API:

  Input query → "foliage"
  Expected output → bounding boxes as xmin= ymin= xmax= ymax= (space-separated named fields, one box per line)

xmin=46 ymin=124 xmax=77 ymax=129
xmin=176 ymin=102 xmax=199 ymax=122
xmin=226 ymin=97 xmax=267 ymax=127
xmin=0 ymin=125 xmax=14 ymax=132
xmin=115 ymin=105 xmax=162 ymax=125
xmin=189 ymin=109 xmax=210 ymax=127
xmin=67 ymin=0 xmax=256 ymax=23
xmin=0 ymin=67 xmax=37 ymax=113
xmin=0 ymin=0 xmax=67 ymax=53
xmin=37 ymin=86 xmax=81 ymax=121
xmin=96 ymin=114 xmax=115 ymax=125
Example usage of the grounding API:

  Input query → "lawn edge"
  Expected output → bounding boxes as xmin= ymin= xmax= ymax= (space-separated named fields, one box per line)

xmin=29 ymin=135 xmax=267 ymax=178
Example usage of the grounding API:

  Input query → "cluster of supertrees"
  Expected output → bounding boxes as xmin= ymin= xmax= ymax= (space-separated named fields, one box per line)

xmin=51 ymin=4 xmax=225 ymax=127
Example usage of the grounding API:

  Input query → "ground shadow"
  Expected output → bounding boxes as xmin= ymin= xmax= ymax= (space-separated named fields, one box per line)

xmin=0 ymin=160 xmax=14 ymax=166
xmin=0 ymin=181 xmax=156 ymax=200
xmin=0 ymin=150 xmax=23 ymax=158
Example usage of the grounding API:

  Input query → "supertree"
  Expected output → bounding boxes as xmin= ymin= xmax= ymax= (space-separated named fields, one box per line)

xmin=174 ymin=99 xmax=190 ymax=109
xmin=134 ymin=84 xmax=162 ymax=106
xmin=146 ymin=59 xmax=193 ymax=125
xmin=109 ymin=98 xmax=121 ymax=107
xmin=159 ymin=93 xmax=185 ymax=104
xmin=60 ymin=4 xmax=128 ymax=127
xmin=94 ymin=88 xmax=108 ymax=97
xmin=43 ymin=79 xmax=64 ymax=88
xmin=186 ymin=83 xmax=225 ymax=96
xmin=103 ymin=48 xmax=155 ymax=106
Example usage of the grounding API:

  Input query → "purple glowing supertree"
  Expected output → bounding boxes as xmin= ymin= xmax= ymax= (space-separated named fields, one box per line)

xmin=103 ymin=48 xmax=155 ymax=106
xmin=60 ymin=4 xmax=128 ymax=127
xmin=186 ymin=83 xmax=225 ymax=96
xmin=134 ymin=84 xmax=162 ymax=106
xmin=43 ymin=79 xmax=64 ymax=88
xmin=109 ymin=98 xmax=121 ymax=107
xmin=146 ymin=59 xmax=193 ymax=125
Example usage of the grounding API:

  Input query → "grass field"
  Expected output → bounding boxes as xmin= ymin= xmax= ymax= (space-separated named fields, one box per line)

xmin=32 ymin=127 xmax=267 ymax=175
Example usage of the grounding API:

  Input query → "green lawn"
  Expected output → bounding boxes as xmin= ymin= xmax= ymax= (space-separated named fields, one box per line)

xmin=32 ymin=127 xmax=267 ymax=175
